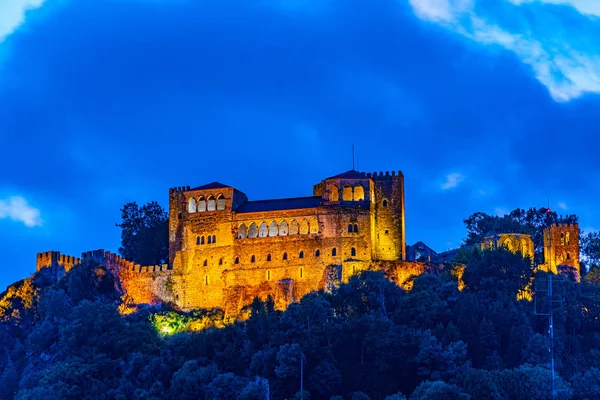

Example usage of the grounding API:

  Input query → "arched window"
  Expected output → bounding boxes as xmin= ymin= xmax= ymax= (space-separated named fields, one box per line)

xmin=315 ymin=249 xmax=320 ymax=257
xmin=330 ymin=184 xmax=339 ymax=201
xmin=566 ymin=232 xmax=571 ymax=245
xmin=560 ymin=232 xmax=565 ymax=245
xmin=201 ymin=236 xmax=205 ymax=245
xmin=382 ymin=199 xmax=388 ymax=208
xmin=332 ymin=248 xmax=337 ymax=256
xmin=198 ymin=197 xmax=207 ymax=212
xmin=351 ymin=247 xmax=356 ymax=256
xmin=259 ymin=222 xmax=268 ymax=237
xmin=283 ymin=252 xmax=288 ymax=260
xmin=348 ymin=224 xmax=353 ymax=233
xmin=269 ymin=221 xmax=278 ymax=237
xmin=188 ymin=198 xmax=197 ymax=213
xmin=353 ymin=224 xmax=359 ymax=233
xmin=216 ymin=194 xmax=226 ymax=210
xmin=219 ymin=258 xmax=223 ymax=265
xmin=353 ymin=184 xmax=364 ymax=201
xmin=299 ymin=218 xmax=309 ymax=235
xmin=207 ymin=236 xmax=212 ymax=244
xmin=279 ymin=220 xmax=289 ymax=236
xmin=203 ymin=259 xmax=208 ymax=267
xmin=248 ymin=222 xmax=258 ymax=238
xmin=309 ymin=217 xmax=319 ymax=234
xmin=207 ymin=195 xmax=216 ymax=211
xmin=251 ymin=255 xmax=256 ymax=263
xmin=342 ymin=184 xmax=353 ymax=201
xmin=289 ymin=219 xmax=299 ymax=235
xmin=267 ymin=254 xmax=271 ymax=262
xmin=299 ymin=251 xmax=304 ymax=259
xmin=235 ymin=257 xmax=240 ymax=264
xmin=212 ymin=235 xmax=216 ymax=244
xmin=503 ymin=238 xmax=513 ymax=252
xmin=238 ymin=223 xmax=247 ymax=239
xmin=196 ymin=236 xmax=201 ymax=245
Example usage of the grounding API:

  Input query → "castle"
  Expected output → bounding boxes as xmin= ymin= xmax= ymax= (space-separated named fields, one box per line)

xmin=35 ymin=169 xmax=581 ymax=313
xmin=37 ymin=170 xmax=412 ymax=312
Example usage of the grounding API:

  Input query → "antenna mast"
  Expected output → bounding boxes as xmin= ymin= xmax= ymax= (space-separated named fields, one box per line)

xmin=352 ymin=145 xmax=355 ymax=170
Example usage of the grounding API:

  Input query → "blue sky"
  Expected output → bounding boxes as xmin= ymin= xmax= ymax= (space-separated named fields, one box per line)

xmin=1 ymin=0 xmax=599 ymax=289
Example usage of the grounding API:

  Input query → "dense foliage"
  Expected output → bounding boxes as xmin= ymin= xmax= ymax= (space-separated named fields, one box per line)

xmin=2 ymin=246 xmax=600 ymax=400
xmin=116 ymin=201 xmax=169 ymax=265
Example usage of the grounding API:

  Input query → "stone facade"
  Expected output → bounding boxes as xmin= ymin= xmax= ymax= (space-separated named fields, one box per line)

xmin=36 ymin=169 xmax=407 ymax=313
xmin=540 ymin=223 xmax=580 ymax=281
xmin=167 ymin=170 xmax=406 ymax=311
xmin=480 ymin=233 xmax=535 ymax=261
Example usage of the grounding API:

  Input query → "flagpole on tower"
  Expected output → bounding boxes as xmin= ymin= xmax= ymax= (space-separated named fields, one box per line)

xmin=352 ymin=145 xmax=355 ymax=170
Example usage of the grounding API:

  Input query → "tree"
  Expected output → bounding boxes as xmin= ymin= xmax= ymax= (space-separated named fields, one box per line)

xmin=410 ymin=381 xmax=470 ymax=400
xmin=581 ymin=231 xmax=600 ymax=269
xmin=116 ymin=201 xmax=168 ymax=265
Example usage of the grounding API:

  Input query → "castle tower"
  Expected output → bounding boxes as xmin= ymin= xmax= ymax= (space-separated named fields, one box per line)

xmin=371 ymin=171 xmax=406 ymax=261
xmin=543 ymin=223 xmax=580 ymax=281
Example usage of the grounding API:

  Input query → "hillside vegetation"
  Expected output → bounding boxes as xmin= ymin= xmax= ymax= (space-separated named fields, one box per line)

xmin=1 ymin=248 xmax=600 ymax=400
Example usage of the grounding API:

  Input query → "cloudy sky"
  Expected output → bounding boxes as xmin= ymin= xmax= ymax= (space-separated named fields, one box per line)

xmin=0 ymin=0 xmax=598 ymax=289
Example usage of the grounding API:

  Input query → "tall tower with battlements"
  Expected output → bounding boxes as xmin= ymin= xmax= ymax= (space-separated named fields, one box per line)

xmin=542 ymin=223 xmax=580 ymax=281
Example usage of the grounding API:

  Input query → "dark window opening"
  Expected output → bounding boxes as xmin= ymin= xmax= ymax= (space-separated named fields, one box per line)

xmin=283 ymin=252 xmax=288 ymax=260
xmin=267 ymin=254 xmax=272 ymax=261
xmin=348 ymin=224 xmax=353 ymax=233
xmin=201 ymin=236 xmax=205 ymax=245
xmin=332 ymin=248 xmax=337 ymax=257
xmin=353 ymin=224 xmax=359 ymax=233
xmin=208 ymin=236 xmax=212 ymax=244
xmin=196 ymin=236 xmax=200 ymax=245
xmin=315 ymin=249 xmax=320 ymax=257
xmin=212 ymin=235 xmax=216 ymax=244
xmin=351 ymin=247 xmax=356 ymax=256
xmin=203 ymin=259 xmax=208 ymax=267
xmin=235 ymin=257 xmax=239 ymax=264
xmin=219 ymin=258 xmax=223 ymax=265
xmin=382 ymin=200 xmax=388 ymax=208
xmin=251 ymin=255 xmax=256 ymax=263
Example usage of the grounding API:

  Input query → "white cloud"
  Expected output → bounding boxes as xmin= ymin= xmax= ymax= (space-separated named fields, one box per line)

xmin=557 ymin=201 xmax=568 ymax=210
xmin=408 ymin=0 xmax=600 ymax=101
xmin=0 ymin=196 xmax=42 ymax=227
xmin=0 ymin=0 xmax=46 ymax=43
xmin=508 ymin=0 xmax=600 ymax=17
xmin=441 ymin=172 xmax=465 ymax=189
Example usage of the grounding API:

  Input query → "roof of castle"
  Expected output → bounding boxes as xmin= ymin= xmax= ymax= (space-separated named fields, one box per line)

xmin=325 ymin=170 xmax=367 ymax=180
xmin=190 ymin=182 xmax=230 ymax=191
xmin=236 ymin=196 xmax=322 ymax=213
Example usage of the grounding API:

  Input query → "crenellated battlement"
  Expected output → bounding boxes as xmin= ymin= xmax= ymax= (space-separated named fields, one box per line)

xmin=169 ymin=186 xmax=191 ymax=194
xmin=36 ymin=248 xmax=171 ymax=277
xmin=369 ymin=170 xmax=403 ymax=179
xmin=36 ymin=251 xmax=82 ymax=272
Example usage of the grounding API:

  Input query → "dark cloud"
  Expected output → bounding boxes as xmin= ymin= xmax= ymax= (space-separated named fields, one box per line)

xmin=0 ymin=0 xmax=598 ymax=288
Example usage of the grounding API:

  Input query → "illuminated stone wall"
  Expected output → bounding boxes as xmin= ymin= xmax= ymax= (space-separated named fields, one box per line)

xmin=541 ymin=223 xmax=580 ymax=281
xmin=37 ymin=169 xmax=408 ymax=314
xmin=481 ymin=233 xmax=535 ymax=260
